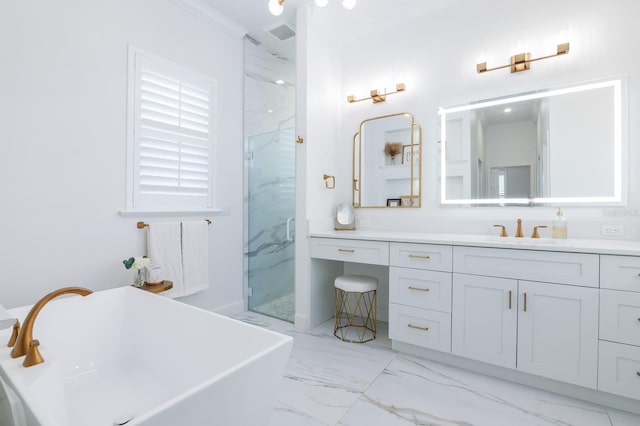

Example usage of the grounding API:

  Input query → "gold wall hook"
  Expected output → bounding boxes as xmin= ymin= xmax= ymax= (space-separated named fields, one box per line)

xmin=347 ymin=83 xmax=406 ymax=104
xmin=477 ymin=42 xmax=569 ymax=74
xmin=296 ymin=135 xmax=304 ymax=144
xmin=323 ymin=174 xmax=336 ymax=189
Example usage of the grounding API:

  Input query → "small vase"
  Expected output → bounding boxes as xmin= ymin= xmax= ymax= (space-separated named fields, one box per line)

xmin=390 ymin=155 xmax=397 ymax=165
xmin=133 ymin=269 xmax=144 ymax=287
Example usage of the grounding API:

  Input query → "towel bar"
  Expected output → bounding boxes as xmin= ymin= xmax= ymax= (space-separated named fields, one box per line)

xmin=137 ymin=220 xmax=211 ymax=229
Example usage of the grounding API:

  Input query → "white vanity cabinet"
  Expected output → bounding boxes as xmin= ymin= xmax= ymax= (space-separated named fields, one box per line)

xmin=388 ymin=243 xmax=453 ymax=352
xmin=451 ymin=247 xmax=599 ymax=388
xmin=598 ymin=255 xmax=640 ymax=399
xmin=308 ymin=233 xmax=640 ymax=412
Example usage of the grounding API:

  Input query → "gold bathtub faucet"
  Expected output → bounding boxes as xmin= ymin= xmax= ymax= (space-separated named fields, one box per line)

xmin=9 ymin=286 xmax=92 ymax=367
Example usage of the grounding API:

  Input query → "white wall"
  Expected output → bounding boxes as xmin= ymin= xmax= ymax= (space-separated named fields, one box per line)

xmin=0 ymin=0 xmax=245 ymax=310
xmin=304 ymin=0 xmax=640 ymax=239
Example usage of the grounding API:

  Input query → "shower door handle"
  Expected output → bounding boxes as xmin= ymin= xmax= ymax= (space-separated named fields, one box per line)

xmin=286 ymin=217 xmax=295 ymax=242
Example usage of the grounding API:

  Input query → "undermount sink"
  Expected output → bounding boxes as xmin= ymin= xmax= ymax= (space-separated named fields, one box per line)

xmin=0 ymin=286 xmax=292 ymax=426
xmin=484 ymin=236 xmax=559 ymax=245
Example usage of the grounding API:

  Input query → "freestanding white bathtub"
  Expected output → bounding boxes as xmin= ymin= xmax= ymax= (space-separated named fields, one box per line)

xmin=0 ymin=286 xmax=293 ymax=426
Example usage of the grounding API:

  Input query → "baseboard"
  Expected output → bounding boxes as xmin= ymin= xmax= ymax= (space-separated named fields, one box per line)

xmin=212 ymin=299 xmax=245 ymax=316
xmin=294 ymin=313 xmax=309 ymax=332
xmin=393 ymin=341 xmax=640 ymax=416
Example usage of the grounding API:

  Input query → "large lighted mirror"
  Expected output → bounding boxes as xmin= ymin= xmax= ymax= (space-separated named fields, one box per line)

xmin=353 ymin=112 xmax=421 ymax=208
xmin=439 ymin=78 xmax=625 ymax=205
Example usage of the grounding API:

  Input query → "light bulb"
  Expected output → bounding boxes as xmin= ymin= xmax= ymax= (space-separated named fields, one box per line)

xmin=268 ymin=0 xmax=284 ymax=16
xmin=342 ymin=0 xmax=357 ymax=10
xmin=315 ymin=0 xmax=329 ymax=7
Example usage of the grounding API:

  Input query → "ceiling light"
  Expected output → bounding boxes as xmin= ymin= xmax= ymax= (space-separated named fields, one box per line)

xmin=275 ymin=79 xmax=285 ymax=85
xmin=315 ymin=0 xmax=329 ymax=7
xmin=342 ymin=0 xmax=357 ymax=10
xmin=504 ymin=108 xmax=512 ymax=113
xmin=268 ymin=0 xmax=284 ymax=16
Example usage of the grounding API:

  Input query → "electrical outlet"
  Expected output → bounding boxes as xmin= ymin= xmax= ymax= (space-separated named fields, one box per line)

xmin=601 ymin=225 xmax=624 ymax=236
xmin=359 ymin=219 xmax=371 ymax=228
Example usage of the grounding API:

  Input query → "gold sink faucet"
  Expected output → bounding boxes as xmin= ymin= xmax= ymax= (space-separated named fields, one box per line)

xmin=515 ymin=218 xmax=524 ymax=238
xmin=9 ymin=286 xmax=92 ymax=367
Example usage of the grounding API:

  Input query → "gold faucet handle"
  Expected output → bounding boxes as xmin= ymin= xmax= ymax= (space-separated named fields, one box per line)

xmin=493 ymin=224 xmax=508 ymax=237
xmin=531 ymin=225 xmax=548 ymax=238
xmin=23 ymin=339 xmax=44 ymax=368
xmin=7 ymin=320 xmax=20 ymax=347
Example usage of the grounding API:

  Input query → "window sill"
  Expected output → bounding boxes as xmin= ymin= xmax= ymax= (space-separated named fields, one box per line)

xmin=119 ymin=208 xmax=230 ymax=218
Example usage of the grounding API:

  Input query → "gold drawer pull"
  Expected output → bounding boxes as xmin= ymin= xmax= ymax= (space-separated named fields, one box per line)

xmin=338 ymin=249 xmax=355 ymax=253
xmin=408 ymin=286 xmax=430 ymax=292
xmin=408 ymin=324 xmax=429 ymax=331
xmin=408 ymin=254 xmax=430 ymax=260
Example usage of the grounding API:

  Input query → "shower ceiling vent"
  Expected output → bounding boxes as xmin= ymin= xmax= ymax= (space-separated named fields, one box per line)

xmin=266 ymin=22 xmax=296 ymax=41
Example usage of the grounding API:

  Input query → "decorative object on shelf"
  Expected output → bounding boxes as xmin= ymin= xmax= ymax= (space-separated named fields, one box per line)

xmin=270 ymin=0 xmax=357 ymax=16
xmin=145 ymin=266 xmax=163 ymax=285
xmin=347 ymin=83 xmax=405 ymax=104
xmin=296 ymin=135 xmax=304 ymax=144
xmin=403 ymin=144 xmax=419 ymax=165
xmin=386 ymin=198 xmax=401 ymax=207
xmin=123 ymin=256 xmax=151 ymax=287
xmin=384 ymin=142 xmax=403 ymax=165
xmin=323 ymin=174 xmax=336 ymax=189
xmin=399 ymin=195 xmax=420 ymax=207
xmin=477 ymin=42 xmax=570 ymax=74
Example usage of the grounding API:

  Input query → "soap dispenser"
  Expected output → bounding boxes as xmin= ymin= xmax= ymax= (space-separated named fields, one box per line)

xmin=552 ymin=208 xmax=567 ymax=239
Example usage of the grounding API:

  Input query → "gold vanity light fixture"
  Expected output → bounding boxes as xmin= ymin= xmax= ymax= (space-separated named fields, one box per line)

xmin=347 ymin=83 xmax=406 ymax=104
xmin=476 ymin=42 xmax=570 ymax=74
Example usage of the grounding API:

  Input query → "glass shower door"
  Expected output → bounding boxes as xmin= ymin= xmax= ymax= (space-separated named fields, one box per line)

xmin=247 ymin=128 xmax=295 ymax=322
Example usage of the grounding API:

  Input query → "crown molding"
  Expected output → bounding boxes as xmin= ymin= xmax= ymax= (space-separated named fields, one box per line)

xmin=169 ymin=0 xmax=248 ymax=38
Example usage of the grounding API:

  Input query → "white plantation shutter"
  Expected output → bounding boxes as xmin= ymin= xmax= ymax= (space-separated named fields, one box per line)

xmin=127 ymin=49 xmax=216 ymax=211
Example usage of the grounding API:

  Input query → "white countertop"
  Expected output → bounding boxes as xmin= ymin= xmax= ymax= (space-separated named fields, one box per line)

xmin=308 ymin=230 xmax=640 ymax=256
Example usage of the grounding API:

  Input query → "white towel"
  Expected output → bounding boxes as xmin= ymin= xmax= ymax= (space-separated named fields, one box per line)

xmin=181 ymin=221 xmax=209 ymax=296
xmin=147 ymin=222 xmax=184 ymax=298
xmin=0 ymin=304 xmax=16 ymax=330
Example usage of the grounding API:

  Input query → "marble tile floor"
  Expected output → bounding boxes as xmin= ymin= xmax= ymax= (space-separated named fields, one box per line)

xmin=232 ymin=312 xmax=640 ymax=426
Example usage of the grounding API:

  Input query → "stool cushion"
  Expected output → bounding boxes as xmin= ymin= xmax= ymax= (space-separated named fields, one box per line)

xmin=334 ymin=274 xmax=378 ymax=292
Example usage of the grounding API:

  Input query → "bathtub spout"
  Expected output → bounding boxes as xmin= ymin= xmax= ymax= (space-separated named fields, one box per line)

xmin=10 ymin=286 xmax=93 ymax=366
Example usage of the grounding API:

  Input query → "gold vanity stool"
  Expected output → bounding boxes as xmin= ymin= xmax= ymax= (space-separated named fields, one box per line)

xmin=334 ymin=275 xmax=377 ymax=343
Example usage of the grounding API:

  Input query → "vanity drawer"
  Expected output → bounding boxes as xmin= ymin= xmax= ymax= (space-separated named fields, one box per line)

xmin=389 ymin=242 xmax=452 ymax=272
xmin=389 ymin=304 xmax=451 ymax=353
xmin=600 ymin=289 xmax=640 ymax=346
xmin=309 ymin=238 xmax=389 ymax=265
xmin=598 ymin=340 xmax=640 ymax=400
xmin=601 ymin=255 xmax=640 ymax=292
xmin=453 ymin=246 xmax=599 ymax=287
xmin=389 ymin=267 xmax=452 ymax=312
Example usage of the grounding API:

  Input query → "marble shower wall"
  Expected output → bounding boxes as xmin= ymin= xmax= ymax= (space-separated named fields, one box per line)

xmin=244 ymin=38 xmax=296 ymax=317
